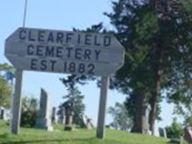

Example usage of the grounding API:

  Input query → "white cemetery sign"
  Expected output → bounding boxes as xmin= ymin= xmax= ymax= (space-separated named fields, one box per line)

xmin=5 ymin=27 xmax=125 ymax=138
xmin=5 ymin=27 xmax=124 ymax=76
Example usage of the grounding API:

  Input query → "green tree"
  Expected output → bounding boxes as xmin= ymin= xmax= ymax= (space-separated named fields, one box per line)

xmin=108 ymin=102 xmax=132 ymax=131
xmin=168 ymin=83 xmax=192 ymax=127
xmin=0 ymin=63 xmax=14 ymax=72
xmin=165 ymin=118 xmax=184 ymax=139
xmin=57 ymin=0 xmax=192 ymax=134
xmin=0 ymin=77 xmax=12 ymax=108
xmin=0 ymin=63 xmax=14 ymax=108
xmin=58 ymin=24 xmax=104 ymax=125
xmin=106 ymin=0 xmax=161 ymax=134
xmin=59 ymin=77 xmax=85 ymax=127
xmin=106 ymin=0 xmax=192 ymax=134
xmin=162 ymin=0 xmax=192 ymax=129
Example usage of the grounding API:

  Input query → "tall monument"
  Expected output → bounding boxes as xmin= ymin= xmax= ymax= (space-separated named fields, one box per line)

xmin=36 ymin=88 xmax=53 ymax=131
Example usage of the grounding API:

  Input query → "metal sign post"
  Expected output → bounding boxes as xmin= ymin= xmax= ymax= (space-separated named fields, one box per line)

xmin=23 ymin=0 xmax=28 ymax=27
xmin=11 ymin=69 xmax=23 ymax=134
xmin=97 ymin=76 xmax=109 ymax=139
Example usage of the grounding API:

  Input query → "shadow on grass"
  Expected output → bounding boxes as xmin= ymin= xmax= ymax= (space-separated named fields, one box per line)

xmin=0 ymin=137 xmax=97 ymax=144
xmin=167 ymin=139 xmax=186 ymax=144
xmin=0 ymin=134 xmax=8 ymax=139
xmin=0 ymin=133 xmax=10 ymax=140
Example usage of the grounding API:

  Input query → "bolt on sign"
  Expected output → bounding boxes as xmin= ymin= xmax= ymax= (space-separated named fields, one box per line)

xmin=5 ymin=27 xmax=124 ymax=76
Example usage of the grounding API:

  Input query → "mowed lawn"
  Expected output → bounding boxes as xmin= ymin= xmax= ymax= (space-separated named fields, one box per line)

xmin=0 ymin=120 xmax=171 ymax=144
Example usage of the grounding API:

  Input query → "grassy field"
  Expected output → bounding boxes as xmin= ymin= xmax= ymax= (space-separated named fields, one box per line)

xmin=0 ymin=120 xmax=178 ymax=144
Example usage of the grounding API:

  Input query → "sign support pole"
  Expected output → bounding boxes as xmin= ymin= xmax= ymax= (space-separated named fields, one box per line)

xmin=11 ymin=69 xmax=23 ymax=134
xmin=23 ymin=0 xmax=28 ymax=27
xmin=96 ymin=76 xmax=109 ymax=139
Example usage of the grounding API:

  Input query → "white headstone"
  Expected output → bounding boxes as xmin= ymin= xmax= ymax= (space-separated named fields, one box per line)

xmin=51 ymin=107 xmax=56 ymax=124
xmin=36 ymin=88 xmax=53 ymax=131
xmin=64 ymin=105 xmax=74 ymax=131
xmin=58 ymin=107 xmax=65 ymax=124
xmin=0 ymin=107 xmax=10 ymax=121
xmin=158 ymin=127 xmax=167 ymax=138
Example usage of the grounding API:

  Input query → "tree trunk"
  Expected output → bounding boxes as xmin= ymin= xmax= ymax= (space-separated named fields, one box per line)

xmin=131 ymin=90 xmax=148 ymax=134
xmin=149 ymin=94 xmax=157 ymax=135
xmin=149 ymin=68 xmax=162 ymax=135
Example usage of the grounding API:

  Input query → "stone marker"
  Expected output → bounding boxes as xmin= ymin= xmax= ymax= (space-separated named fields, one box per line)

xmin=86 ymin=118 xmax=94 ymax=130
xmin=64 ymin=103 xmax=74 ymax=131
xmin=36 ymin=88 xmax=53 ymax=131
xmin=158 ymin=127 xmax=167 ymax=138
xmin=0 ymin=107 xmax=11 ymax=121
xmin=58 ymin=107 xmax=65 ymax=124
xmin=51 ymin=107 xmax=56 ymax=124
xmin=81 ymin=115 xmax=94 ymax=129
xmin=0 ymin=107 xmax=5 ymax=119
xmin=184 ymin=126 xmax=192 ymax=143
xmin=81 ymin=115 xmax=87 ymax=126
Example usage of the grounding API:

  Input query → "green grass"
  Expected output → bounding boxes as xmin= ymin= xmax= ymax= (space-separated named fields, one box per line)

xmin=0 ymin=120 xmax=177 ymax=144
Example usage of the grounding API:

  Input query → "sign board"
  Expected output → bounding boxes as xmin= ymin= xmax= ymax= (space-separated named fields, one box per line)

xmin=5 ymin=27 xmax=125 ymax=137
xmin=5 ymin=27 xmax=125 ymax=76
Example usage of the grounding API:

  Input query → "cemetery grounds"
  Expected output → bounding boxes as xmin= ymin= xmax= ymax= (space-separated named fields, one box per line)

xmin=0 ymin=120 xmax=186 ymax=144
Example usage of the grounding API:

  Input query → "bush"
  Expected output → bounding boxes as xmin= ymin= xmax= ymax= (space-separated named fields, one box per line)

xmin=20 ymin=97 xmax=38 ymax=128
xmin=21 ymin=110 xmax=37 ymax=127
xmin=165 ymin=118 xmax=184 ymax=139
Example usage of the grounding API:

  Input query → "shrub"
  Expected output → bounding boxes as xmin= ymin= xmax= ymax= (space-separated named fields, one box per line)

xmin=165 ymin=118 xmax=184 ymax=139
xmin=21 ymin=110 xmax=37 ymax=127
xmin=20 ymin=97 xmax=38 ymax=128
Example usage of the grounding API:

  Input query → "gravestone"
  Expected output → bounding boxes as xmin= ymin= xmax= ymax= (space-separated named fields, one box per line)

xmin=58 ymin=107 xmax=65 ymax=124
xmin=0 ymin=107 xmax=5 ymax=119
xmin=4 ymin=110 xmax=11 ymax=121
xmin=36 ymin=88 xmax=53 ymax=131
xmin=184 ymin=126 xmax=192 ymax=143
xmin=51 ymin=107 xmax=56 ymax=124
xmin=82 ymin=115 xmax=87 ymax=126
xmin=86 ymin=118 xmax=94 ymax=130
xmin=64 ymin=104 xmax=74 ymax=131
xmin=0 ymin=107 xmax=10 ymax=121
xmin=158 ymin=127 xmax=167 ymax=138
xmin=82 ymin=115 xmax=94 ymax=129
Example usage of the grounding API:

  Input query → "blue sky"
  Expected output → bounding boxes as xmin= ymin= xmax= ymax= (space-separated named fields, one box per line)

xmin=0 ymin=0 xmax=177 ymax=134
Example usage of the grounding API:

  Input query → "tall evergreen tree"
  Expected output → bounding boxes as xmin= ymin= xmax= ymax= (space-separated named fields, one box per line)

xmin=59 ymin=77 xmax=85 ymax=127
xmin=106 ymin=0 xmax=192 ymax=134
